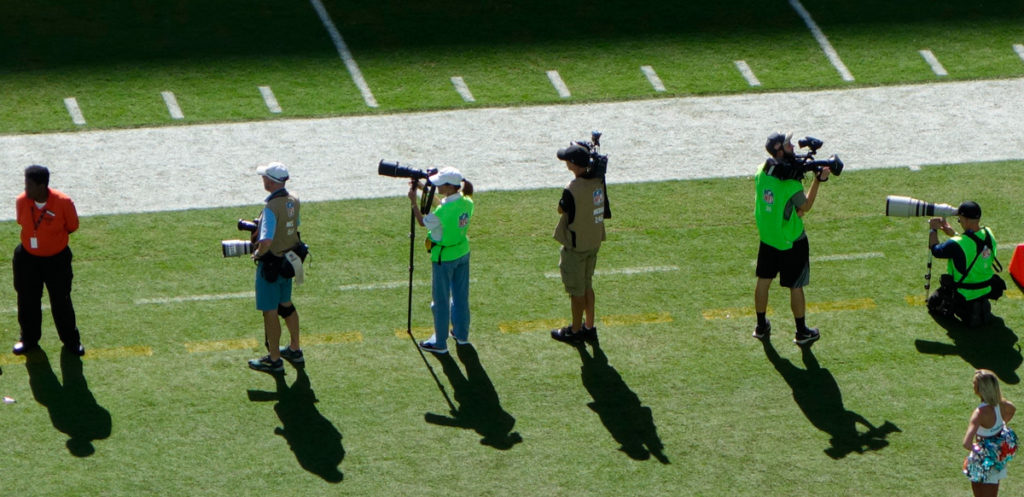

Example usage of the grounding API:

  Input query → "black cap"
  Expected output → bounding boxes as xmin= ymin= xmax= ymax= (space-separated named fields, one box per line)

xmin=765 ymin=132 xmax=792 ymax=155
xmin=957 ymin=201 xmax=982 ymax=219
xmin=557 ymin=144 xmax=590 ymax=168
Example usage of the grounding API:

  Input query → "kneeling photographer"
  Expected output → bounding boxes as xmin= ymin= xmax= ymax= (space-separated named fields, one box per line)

xmin=246 ymin=162 xmax=307 ymax=374
xmin=927 ymin=201 xmax=1005 ymax=327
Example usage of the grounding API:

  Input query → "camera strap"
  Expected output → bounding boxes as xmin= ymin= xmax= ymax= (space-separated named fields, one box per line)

xmin=956 ymin=228 xmax=1001 ymax=289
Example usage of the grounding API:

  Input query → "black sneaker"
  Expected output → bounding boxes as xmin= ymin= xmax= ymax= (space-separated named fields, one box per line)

xmin=794 ymin=327 xmax=820 ymax=345
xmin=12 ymin=341 xmax=39 ymax=356
xmin=418 ymin=341 xmax=449 ymax=354
xmin=583 ymin=326 xmax=598 ymax=341
xmin=248 ymin=355 xmax=284 ymax=373
xmin=279 ymin=346 xmax=305 ymax=365
xmin=753 ymin=320 xmax=771 ymax=340
xmin=551 ymin=326 xmax=584 ymax=344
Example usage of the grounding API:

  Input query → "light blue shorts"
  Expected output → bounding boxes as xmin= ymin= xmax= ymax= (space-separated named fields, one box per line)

xmin=255 ymin=263 xmax=293 ymax=311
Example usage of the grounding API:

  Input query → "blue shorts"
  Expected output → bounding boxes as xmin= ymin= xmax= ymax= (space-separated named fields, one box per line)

xmin=255 ymin=263 xmax=293 ymax=311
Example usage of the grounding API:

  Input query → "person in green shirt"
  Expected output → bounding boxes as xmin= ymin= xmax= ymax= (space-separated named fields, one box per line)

xmin=409 ymin=168 xmax=474 ymax=354
xmin=753 ymin=132 xmax=830 ymax=345
xmin=928 ymin=201 xmax=1002 ymax=327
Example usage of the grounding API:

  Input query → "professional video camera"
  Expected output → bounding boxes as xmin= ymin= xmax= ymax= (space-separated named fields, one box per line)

xmin=221 ymin=218 xmax=257 ymax=257
xmin=884 ymin=196 xmax=958 ymax=217
xmin=567 ymin=130 xmax=609 ymax=179
xmin=766 ymin=136 xmax=844 ymax=181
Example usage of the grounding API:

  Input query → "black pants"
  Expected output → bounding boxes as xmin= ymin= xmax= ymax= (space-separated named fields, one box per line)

xmin=13 ymin=244 xmax=80 ymax=347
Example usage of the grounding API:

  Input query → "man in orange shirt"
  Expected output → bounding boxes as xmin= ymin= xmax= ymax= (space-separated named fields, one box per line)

xmin=12 ymin=165 xmax=84 ymax=356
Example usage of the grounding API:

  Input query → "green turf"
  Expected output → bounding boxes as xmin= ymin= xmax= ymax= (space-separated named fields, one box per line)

xmin=1 ymin=0 xmax=1022 ymax=133
xmin=0 ymin=161 xmax=1022 ymax=496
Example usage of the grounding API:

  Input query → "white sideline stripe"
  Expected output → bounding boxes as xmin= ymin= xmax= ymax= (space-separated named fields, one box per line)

xmin=309 ymin=0 xmax=378 ymax=108
xmin=919 ymin=50 xmax=948 ymax=77
xmin=641 ymin=65 xmax=667 ymax=92
xmin=789 ymin=0 xmax=854 ymax=82
xmin=161 ymin=91 xmax=185 ymax=120
xmin=339 ymin=278 xmax=478 ymax=291
xmin=547 ymin=70 xmax=571 ymax=98
xmin=1015 ymin=44 xmax=1024 ymax=63
xmin=544 ymin=265 xmax=679 ymax=279
xmin=63 ymin=97 xmax=86 ymax=125
xmin=734 ymin=61 xmax=761 ymax=87
xmin=908 ymin=165 xmax=922 ymax=171
xmin=258 ymin=86 xmax=282 ymax=114
xmin=135 ymin=292 xmax=253 ymax=305
xmin=811 ymin=252 xmax=884 ymax=262
xmin=450 ymin=76 xmax=476 ymax=102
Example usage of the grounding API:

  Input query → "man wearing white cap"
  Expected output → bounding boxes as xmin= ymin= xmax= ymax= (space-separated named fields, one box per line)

xmin=248 ymin=162 xmax=304 ymax=373
xmin=408 ymin=167 xmax=475 ymax=354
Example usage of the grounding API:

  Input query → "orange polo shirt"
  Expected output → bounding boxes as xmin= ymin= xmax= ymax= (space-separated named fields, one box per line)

xmin=16 ymin=188 xmax=79 ymax=257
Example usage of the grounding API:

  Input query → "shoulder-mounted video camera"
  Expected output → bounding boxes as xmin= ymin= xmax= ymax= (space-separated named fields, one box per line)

xmin=765 ymin=136 xmax=844 ymax=181
xmin=569 ymin=131 xmax=609 ymax=179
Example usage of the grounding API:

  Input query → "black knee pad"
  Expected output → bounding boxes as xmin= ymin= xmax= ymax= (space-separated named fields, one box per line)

xmin=277 ymin=304 xmax=296 ymax=318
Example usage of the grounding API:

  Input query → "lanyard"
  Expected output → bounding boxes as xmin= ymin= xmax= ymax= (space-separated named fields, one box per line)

xmin=31 ymin=204 xmax=49 ymax=234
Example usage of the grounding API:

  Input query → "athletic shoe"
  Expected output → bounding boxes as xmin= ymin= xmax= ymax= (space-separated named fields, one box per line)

xmin=551 ymin=326 xmax=585 ymax=344
xmin=279 ymin=346 xmax=305 ymax=364
xmin=418 ymin=341 xmax=449 ymax=354
xmin=583 ymin=326 xmax=598 ymax=342
xmin=248 ymin=355 xmax=285 ymax=373
xmin=11 ymin=341 xmax=39 ymax=356
xmin=752 ymin=320 xmax=771 ymax=340
xmin=451 ymin=335 xmax=470 ymax=346
xmin=794 ymin=327 xmax=820 ymax=345
xmin=64 ymin=343 xmax=85 ymax=357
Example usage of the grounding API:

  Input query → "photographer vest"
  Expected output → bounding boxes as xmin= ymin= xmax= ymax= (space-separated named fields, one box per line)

xmin=755 ymin=163 xmax=805 ymax=250
xmin=949 ymin=227 xmax=996 ymax=301
xmin=429 ymin=194 xmax=473 ymax=263
xmin=554 ymin=177 xmax=606 ymax=251
xmin=262 ymin=190 xmax=300 ymax=257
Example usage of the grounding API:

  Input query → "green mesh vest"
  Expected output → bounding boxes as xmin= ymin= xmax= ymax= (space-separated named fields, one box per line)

xmin=755 ymin=163 xmax=805 ymax=250
xmin=948 ymin=227 xmax=996 ymax=301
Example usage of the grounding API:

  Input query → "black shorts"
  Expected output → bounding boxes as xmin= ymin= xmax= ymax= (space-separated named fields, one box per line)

xmin=756 ymin=238 xmax=809 ymax=288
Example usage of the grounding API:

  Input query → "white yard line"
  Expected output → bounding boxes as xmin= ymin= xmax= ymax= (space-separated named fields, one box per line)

xmin=547 ymin=70 xmax=572 ymax=98
xmin=734 ymin=60 xmax=761 ymax=87
xmin=811 ymin=252 xmax=884 ymax=262
xmin=135 ymin=292 xmax=253 ymax=305
xmin=309 ymin=0 xmax=378 ymax=108
xmin=641 ymin=65 xmax=667 ymax=92
xmin=919 ymin=50 xmax=948 ymax=77
xmin=544 ymin=265 xmax=679 ymax=279
xmin=1015 ymin=44 xmax=1024 ymax=63
xmin=63 ymin=97 xmax=86 ymax=125
xmin=258 ymin=86 xmax=283 ymax=114
xmin=450 ymin=76 xmax=476 ymax=102
xmin=161 ymin=91 xmax=185 ymax=120
xmin=788 ymin=0 xmax=855 ymax=82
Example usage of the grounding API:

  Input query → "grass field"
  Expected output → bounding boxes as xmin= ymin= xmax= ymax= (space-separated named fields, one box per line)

xmin=0 ymin=0 xmax=1022 ymax=133
xmin=0 ymin=162 xmax=1022 ymax=496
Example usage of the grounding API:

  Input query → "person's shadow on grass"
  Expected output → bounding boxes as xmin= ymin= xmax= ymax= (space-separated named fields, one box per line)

xmin=762 ymin=340 xmax=900 ymax=459
xmin=426 ymin=344 xmax=523 ymax=449
xmin=247 ymin=368 xmax=345 ymax=482
xmin=575 ymin=340 xmax=669 ymax=464
xmin=25 ymin=347 xmax=112 ymax=457
xmin=915 ymin=314 xmax=1022 ymax=384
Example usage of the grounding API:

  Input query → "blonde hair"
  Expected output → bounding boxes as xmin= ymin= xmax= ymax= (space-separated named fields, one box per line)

xmin=974 ymin=369 xmax=1003 ymax=406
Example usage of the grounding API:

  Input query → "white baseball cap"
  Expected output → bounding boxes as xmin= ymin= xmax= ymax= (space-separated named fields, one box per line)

xmin=428 ymin=167 xmax=463 ymax=186
xmin=257 ymin=162 xmax=289 ymax=183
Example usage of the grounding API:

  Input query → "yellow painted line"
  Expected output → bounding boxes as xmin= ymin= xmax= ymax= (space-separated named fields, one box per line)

xmin=703 ymin=299 xmax=875 ymax=320
xmin=499 ymin=319 xmax=566 ymax=334
xmin=807 ymin=298 xmax=876 ymax=313
xmin=186 ymin=331 xmax=363 ymax=353
xmin=0 ymin=345 xmax=153 ymax=365
xmin=601 ymin=312 xmax=673 ymax=326
xmin=905 ymin=295 xmax=926 ymax=306
xmin=395 ymin=326 xmax=434 ymax=340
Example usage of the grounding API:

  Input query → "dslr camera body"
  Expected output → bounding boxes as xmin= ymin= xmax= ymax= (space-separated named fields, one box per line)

xmin=221 ymin=218 xmax=258 ymax=257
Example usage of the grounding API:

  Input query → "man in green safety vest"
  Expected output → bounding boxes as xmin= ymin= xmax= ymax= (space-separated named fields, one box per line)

xmin=928 ymin=201 xmax=1004 ymax=327
xmin=753 ymin=132 xmax=830 ymax=345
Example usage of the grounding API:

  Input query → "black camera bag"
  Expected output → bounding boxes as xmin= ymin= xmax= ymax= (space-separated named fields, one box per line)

xmin=279 ymin=242 xmax=309 ymax=279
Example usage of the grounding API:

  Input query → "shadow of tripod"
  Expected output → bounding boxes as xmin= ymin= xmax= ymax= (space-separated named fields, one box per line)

xmin=247 ymin=368 xmax=345 ymax=482
xmin=575 ymin=340 xmax=669 ymax=464
xmin=762 ymin=340 xmax=900 ymax=458
xmin=25 ymin=348 xmax=111 ymax=457
xmin=425 ymin=344 xmax=522 ymax=449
